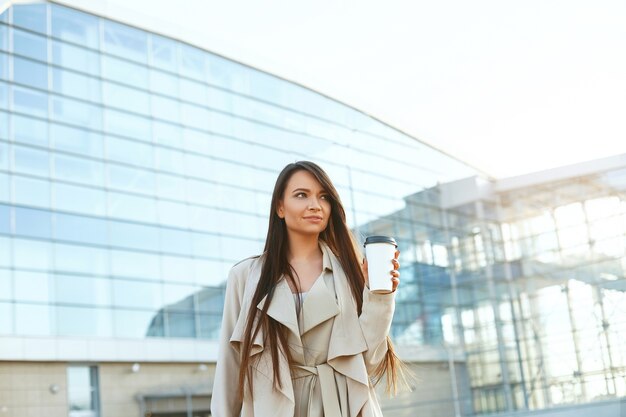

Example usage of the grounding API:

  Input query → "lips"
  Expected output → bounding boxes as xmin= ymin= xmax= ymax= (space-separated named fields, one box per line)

xmin=304 ymin=216 xmax=323 ymax=221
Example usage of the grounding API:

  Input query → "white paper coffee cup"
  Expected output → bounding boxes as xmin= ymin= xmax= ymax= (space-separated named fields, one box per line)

xmin=364 ymin=236 xmax=398 ymax=294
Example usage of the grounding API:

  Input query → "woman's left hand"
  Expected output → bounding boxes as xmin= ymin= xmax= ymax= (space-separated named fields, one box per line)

xmin=361 ymin=249 xmax=401 ymax=292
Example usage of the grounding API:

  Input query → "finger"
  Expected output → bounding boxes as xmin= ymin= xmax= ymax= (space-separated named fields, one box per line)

xmin=390 ymin=270 xmax=400 ymax=278
xmin=392 ymin=259 xmax=400 ymax=269
xmin=391 ymin=277 xmax=400 ymax=291
xmin=394 ymin=249 xmax=400 ymax=260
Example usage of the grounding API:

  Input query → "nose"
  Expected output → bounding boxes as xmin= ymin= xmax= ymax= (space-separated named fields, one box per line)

xmin=308 ymin=197 xmax=322 ymax=211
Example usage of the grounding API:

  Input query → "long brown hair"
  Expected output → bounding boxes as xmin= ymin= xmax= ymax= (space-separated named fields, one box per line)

xmin=237 ymin=161 xmax=406 ymax=399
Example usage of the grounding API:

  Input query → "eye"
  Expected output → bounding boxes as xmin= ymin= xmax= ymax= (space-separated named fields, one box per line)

xmin=320 ymin=194 xmax=329 ymax=200
xmin=295 ymin=192 xmax=306 ymax=198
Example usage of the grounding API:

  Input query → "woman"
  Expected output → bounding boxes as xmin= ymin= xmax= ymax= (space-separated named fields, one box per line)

xmin=211 ymin=161 xmax=403 ymax=417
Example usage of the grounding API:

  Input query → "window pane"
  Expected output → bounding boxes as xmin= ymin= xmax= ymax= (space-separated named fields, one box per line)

xmin=53 ymin=154 xmax=104 ymax=187
xmin=156 ymin=172 xmax=185 ymax=201
xmin=16 ymin=304 xmax=52 ymax=335
xmin=57 ymin=306 xmax=112 ymax=337
xmin=149 ymin=68 xmax=178 ymax=97
xmin=159 ymin=228 xmax=192 ymax=256
xmin=52 ymin=96 xmax=102 ymax=130
xmin=13 ymin=145 xmax=50 ymax=177
xmin=151 ymin=94 xmax=180 ymax=123
xmin=0 ymin=173 xmax=9 ymax=202
xmin=0 ymin=24 xmax=7 ymax=52
xmin=107 ymin=191 xmax=157 ymax=223
xmin=152 ymin=120 xmax=182 ymax=148
xmin=54 ymin=243 xmax=108 ymax=275
xmin=180 ymin=44 xmax=207 ymax=82
xmin=108 ymin=221 xmax=159 ymax=251
xmin=0 ymin=237 xmax=11 ymax=266
xmin=67 ymin=366 xmax=99 ymax=412
xmin=13 ymin=57 xmax=48 ymax=89
xmin=55 ymin=213 xmax=107 ymax=245
xmin=103 ymin=81 xmax=150 ymax=115
xmin=0 ymin=302 xmax=12 ymax=334
xmin=51 ymin=5 xmax=99 ymax=49
xmin=13 ymin=4 xmax=47 ymax=34
xmin=101 ymin=54 xmax=148 ymax=88
xmin=12 ymin=87 xmax=48 ymax=117
xmin=106 ymin=136 xmax=153 ymax=167
xmin=55 ymin=274 xmax=110 ymax=306
xmin=52 ymin=40 xmax=100 ymax=76
xmin=103 ymin=20 xmax=148 ymax=63
xmin=113 ymin=279 xmax=162 ymax=309
xmin=14 ymin=270 xmax=50 ymax=302
xmin=50 ymin=123 xmax=103 ymax=158
xmin=13 ymin=238 xmax=52 ymax=270
xmin=0 ymin=204 xmax=9 ymax=233
xmin=0 ymin=52 xmax=9 ymax=80
xmin=157 ymin=200 xmax=188 ymax=228
xmin=150 ymin=34 xmax=178 ymax=72
xmin=13 ymin=114 xmax=47 ymax=146
xmin=13 ymin=28 xmax=47 ymax=61
xmin=51 ymin=67 xmax=101 ymax=102
xmin=0 ymin=112 xmax=6 ymax=139
xmin=109 ymin=249 xmax=160 ymax=280
xmin=167 ymin=311 xmax=195 ymax=338
xmin=113 ymin=309 xmax=156 ymax=338
xmin=14 ymin=206 xmax=51 ymax=238
xmin=13 ymin=175 xmax=50 ymax=208
xmin=107 ymin=164 xmax=155 ymax=195
xmin=54 ymin=182 xmax=106 ymax=216
xmin=0 ymin=83 xmax=7 ymax=114
xmin=103 ymin=109 xmax=151 ymax=141
xmin=180 ymin=78 xmax=207 ymax=106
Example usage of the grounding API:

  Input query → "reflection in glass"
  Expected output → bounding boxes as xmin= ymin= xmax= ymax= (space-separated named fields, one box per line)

xmin=51 ymin=5 xmax=99 ymax=48
xmin=101 ymin=54 xmax=148 ymax=88
xmin=150 ymin=34 xmax=178 ymax=72
xmin=108 ymin=221 xmax=159 ymax=252
xmin=103 ymin=81 xmax=150 ymax=115
xmin=103 ymin=19 xmax=147 ymax=63
xmin=107 ymin=164 xmax=155 ymax=195
xmin=108 ymin=191 xmax=157 ymax=223
xmin=104 ymin=110 xmax=151 ymax=141
xmin=113 ymin=309 xmax=155 ymax=338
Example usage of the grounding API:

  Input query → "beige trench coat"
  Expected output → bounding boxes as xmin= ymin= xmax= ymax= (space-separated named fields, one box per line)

xmin=210 ymin=242 xmax=395 ymax=417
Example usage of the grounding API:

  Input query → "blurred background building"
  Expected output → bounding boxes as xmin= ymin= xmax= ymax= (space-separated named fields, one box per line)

xmin=0 ymin=1 xmax=624 ymax=417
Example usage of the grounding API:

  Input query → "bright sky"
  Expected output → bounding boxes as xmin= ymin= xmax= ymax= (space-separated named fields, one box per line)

xmin=73 ymin=0 xmax=626 ymax=178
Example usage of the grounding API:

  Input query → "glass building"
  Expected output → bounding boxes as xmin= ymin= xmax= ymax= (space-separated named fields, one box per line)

xmin=0 ymin=2 xmax=625 ymax=417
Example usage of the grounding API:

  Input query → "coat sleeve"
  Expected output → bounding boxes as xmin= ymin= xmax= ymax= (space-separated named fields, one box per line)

xmin=211 ymin=265 xmax=246 ymax=417
xmin=359 ymin=288 xmax=396 ymax=374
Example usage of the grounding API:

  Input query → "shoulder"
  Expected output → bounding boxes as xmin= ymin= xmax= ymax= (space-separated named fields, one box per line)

xmin=227 ymin=254 xmax=263 ymax=286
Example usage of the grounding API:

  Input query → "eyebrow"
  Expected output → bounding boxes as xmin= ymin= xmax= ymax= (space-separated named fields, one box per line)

xmin=291 ymin=188 xmax=327 ymax=194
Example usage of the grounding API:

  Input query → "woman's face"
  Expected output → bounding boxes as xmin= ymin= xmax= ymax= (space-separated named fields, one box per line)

xmin=277 ymin=170 xmax=332 ymax=237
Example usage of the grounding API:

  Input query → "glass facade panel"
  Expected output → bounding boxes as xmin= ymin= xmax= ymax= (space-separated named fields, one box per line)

xmin=103 ymin=19 xmax=147 ymax=63
xmin=52 ymin=67 xmax=101 ymax=102
xmin=52 ymin=40 xmax=100 ymax=76
xmin=53 ymin=154 xmax=104 ymax=186
xmin=13 ymin=114 xmax=48 ymax=146
xmin=13 ymin=28 xmax=47 ymax=60
xmin=12 ymin=86 xmax=48 ymax=117
xmin=12 ymin=4 xmax=46 ymax=33
xmin=14 ymin=175 xmax=50 ymax=208
xmin=13 ymin=57 xmax=48 ymax=90
xmin=50 ymin=123 xmax=103 ymax=158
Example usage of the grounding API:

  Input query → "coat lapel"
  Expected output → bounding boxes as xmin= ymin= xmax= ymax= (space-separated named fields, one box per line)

xmin=300 ymin=272 xmax=340 ymax=335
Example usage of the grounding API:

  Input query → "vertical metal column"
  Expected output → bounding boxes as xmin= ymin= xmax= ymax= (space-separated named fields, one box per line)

xmin=475 ymin=200 xmax=514 ymax=412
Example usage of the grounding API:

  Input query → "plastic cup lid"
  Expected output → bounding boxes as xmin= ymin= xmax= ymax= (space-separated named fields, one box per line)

xmin=364 ymin=235 xmax=397 ymax=247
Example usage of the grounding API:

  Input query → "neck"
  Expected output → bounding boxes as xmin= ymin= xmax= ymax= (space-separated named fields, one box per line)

xmin=287 ymin=233 xmax=322 ymax=262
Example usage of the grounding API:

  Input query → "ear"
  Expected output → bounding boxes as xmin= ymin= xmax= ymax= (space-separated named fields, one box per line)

xmin=277 ymin=201 xmax=284 ymax=219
